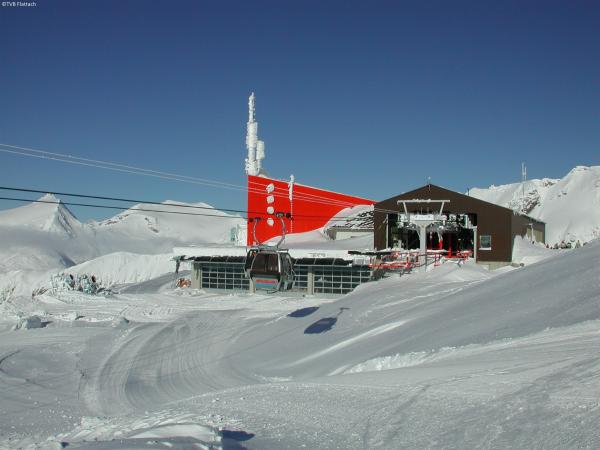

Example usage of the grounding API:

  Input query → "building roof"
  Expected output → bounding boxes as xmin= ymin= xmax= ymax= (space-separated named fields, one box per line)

xmin=327 ymin=210 xmax=374 ymax=230
xmin=376 ymin=184 xmax=545 ymax=224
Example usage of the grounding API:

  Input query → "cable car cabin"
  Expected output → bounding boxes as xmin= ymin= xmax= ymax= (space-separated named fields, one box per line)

xmin=244 ymin=248 xmax=294 ymax=292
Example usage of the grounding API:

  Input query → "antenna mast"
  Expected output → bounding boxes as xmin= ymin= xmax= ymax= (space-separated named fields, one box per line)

xmin=245 ymin=92 xmax=266 ymax=176
xmin=521 ymin=162 xmax=527 ymax=205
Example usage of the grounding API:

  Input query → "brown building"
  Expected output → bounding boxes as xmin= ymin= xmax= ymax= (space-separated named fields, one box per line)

xmin=374 ymin=184 xmax=545 ymax=268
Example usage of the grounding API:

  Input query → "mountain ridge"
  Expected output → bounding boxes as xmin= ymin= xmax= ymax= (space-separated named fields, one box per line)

xmin=0 ymin=195 xmax=245 ymax=272
xmin=470 ymin=165 xmax=600 ymax=245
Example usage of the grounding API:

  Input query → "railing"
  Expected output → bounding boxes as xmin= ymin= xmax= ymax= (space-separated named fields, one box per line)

xmin=370 ymin=249 xmax=472 ymax=276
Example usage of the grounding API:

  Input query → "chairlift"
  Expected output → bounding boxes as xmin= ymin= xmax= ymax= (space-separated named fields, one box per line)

xmin=244 ymin=213 xmax=295 ymax=292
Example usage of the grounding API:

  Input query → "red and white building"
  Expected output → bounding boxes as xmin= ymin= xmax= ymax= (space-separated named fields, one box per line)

xmin=244 ymin=93 xmax=374 ymax=246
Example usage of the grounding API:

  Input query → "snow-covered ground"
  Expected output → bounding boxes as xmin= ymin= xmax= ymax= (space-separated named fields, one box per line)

xmin=1 ymin=186 xmax=600 ymax=449
xmin=0 ymin=195 xmax=244 ymax=303
xmin=1 ymin=230 xmax=599 ymax=448
xmin=470 ymin=165 xmax=600 ymax=245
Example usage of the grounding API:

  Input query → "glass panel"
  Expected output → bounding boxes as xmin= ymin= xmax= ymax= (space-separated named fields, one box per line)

xmin=268 ymin=254 xmax=279 ymax=273
xmin=480 ymin=235 xmax=492 ymax=249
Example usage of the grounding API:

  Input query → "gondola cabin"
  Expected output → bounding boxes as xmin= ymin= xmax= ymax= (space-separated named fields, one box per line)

xmin=244 ymin=247 xmax=294 ymax=292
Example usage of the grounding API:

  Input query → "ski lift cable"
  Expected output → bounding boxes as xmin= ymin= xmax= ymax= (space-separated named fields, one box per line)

xmin=0 ymin=186 xmax=248 ymax=215
xmin=247 ymin=178 xmax=366 ymax=208
xmin=0 ymin=143 xmax=243 ymax=190
xmin=0 ymin=196 xmax=249 ymax=219
xmin=0 ymin=144 xmax=388 ymax=211
xmin=0 ymin=145 xmax=399 ymax=215
xmin=0 ymin=144 xmax=373 ymax=209
xmin=0 ymin=145 xmax=365 ymax=210
xmin=0 ymin=193 xmax=381 ymax=223
xmin=0 ymin=186 xmax=389 ymax=221
xmin=246 ymin=175 xmax=386 ymax=209
xmin=0 ymin=143 xmax=397 ymax=212
xmin=0 ymin=146 xmax=246 ymax=192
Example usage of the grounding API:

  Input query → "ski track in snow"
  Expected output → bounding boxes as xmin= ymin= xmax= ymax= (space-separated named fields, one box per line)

xmin=285 ymin=320 xmax=409 ymax=368
xmin=1 ymin=241 xmax=600 ymax=448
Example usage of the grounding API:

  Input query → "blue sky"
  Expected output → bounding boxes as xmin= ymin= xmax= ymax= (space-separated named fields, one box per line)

xmin=1 ymin=0 xmax=598 ymax=221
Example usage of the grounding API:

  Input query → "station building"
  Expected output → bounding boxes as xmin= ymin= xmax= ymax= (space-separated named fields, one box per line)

xmin=374 ymin=184 xmax=545 ymax=269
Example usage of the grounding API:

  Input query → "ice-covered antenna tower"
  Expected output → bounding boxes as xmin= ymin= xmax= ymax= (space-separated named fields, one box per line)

xmin=245 ymin=92 xmax=266 ymax=176
xmin=521 ymin=162 xmax=527 ymax=201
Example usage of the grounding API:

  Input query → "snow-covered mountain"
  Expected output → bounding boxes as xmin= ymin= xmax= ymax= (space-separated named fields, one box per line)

xmin=469 ymin=166 xmax=600 ymax=245
xmin=0 ymin=195 xmax=245 ymax=273
xmin=0 ymin=193 xmax=82 ymax=237
xmin=91 ymin=200 xmax=240 ymax=245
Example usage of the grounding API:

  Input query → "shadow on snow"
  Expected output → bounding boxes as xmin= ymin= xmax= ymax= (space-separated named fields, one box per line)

xmin=304 ymin=307 xmax=349 ymax=334
xmin=287 ymin=306 xmax=319 ymax=318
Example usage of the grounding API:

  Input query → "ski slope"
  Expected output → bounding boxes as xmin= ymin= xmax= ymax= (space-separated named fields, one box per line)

xmin=0 ymin=180 xmax=599 ymax=448
xmin=1 ymin=239 xmax=599 ymax=448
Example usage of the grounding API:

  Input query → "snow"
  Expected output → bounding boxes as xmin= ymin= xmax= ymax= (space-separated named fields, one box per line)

xmin=470 ymin=165 xmax=600 ymax=245
xmin=0 ymin=195 xmax=244 ymax=309
xmin=0 ymin=194 xmax=81 ymax=236
xmin=2 ymin=190 xmax=600 ymax=448
xmin=174 ymin=242 xmax=373 ymax=260
xmin=511 ymin=235 xmax=557 ymax=265
xmin=67 ymin=252 xmax=175 ymax=287
xmin=324 ymin=204 xmax=374 ymax=230
xmin=14 ymin=315 xmax=43 ymax=330
xmin=0 ymin=194 xmax=244 ymax=269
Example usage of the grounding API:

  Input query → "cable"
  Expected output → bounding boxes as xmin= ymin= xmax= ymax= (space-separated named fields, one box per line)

xmin=0 ymin=144 xmax=331 ymax=204
xmin=0 ymin=143 xmax=384 ymax=211
xmin=248 ymin=178 xmax=366 ymax=208
xmin=0 ymin=186 xmax=248 ymax=215
xmin=0 ymin=197 xmax=247 ymax=220
xmin=0 ymin=186 xmax=383 ymax=222
xmin=1 ymin=142 xmax=368 ymax=209
xmin=0 ymin=143 xmax=243 ymax=190
xmin=0 ymin=143 xmax=400 ymax=217
xmin=0 ymin=195 xmax=375 ymax=225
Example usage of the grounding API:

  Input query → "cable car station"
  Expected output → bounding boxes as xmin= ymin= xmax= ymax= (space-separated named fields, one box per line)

xmin=172 ymin=93 xmax=545 ymax=294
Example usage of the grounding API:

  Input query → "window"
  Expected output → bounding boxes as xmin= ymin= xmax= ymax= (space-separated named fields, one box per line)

xmin=480 ymin=235 xmax=492 ymax=250
xmin=267 ymin=254 xmax=279 ymax=273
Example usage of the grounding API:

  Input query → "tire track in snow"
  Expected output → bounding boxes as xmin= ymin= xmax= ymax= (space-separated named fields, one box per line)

xmin=80 ymin=310 xmax=258 ymax=415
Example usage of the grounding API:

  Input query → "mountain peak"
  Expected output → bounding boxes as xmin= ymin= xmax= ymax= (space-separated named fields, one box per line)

xmin=38 ymin=193 xmax=60 ymax=203
xmin=469 ymin=166 xmax=600 ymax=244
xmin=0 ymin=193 xmax=80 ymax=236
